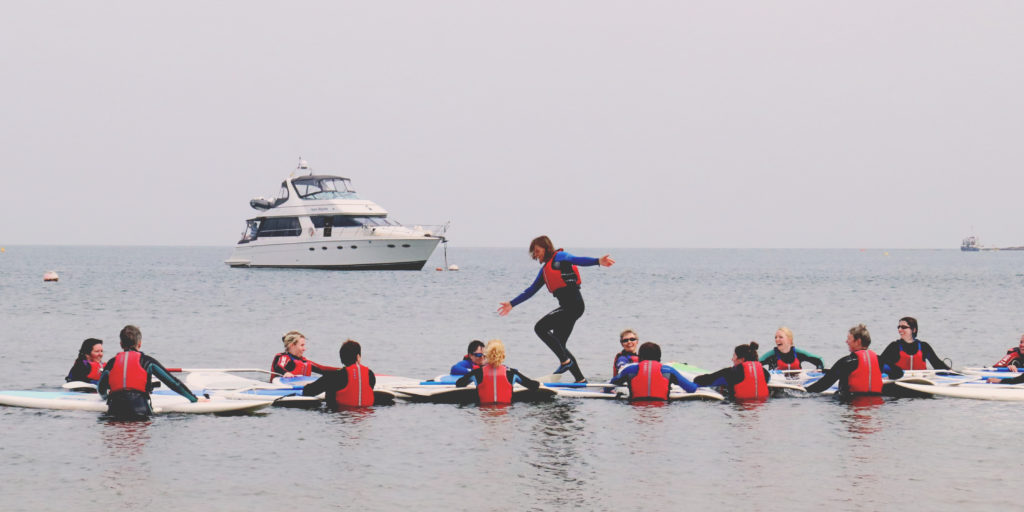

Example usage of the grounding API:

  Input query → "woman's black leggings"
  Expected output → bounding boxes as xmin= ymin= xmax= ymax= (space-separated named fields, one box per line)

xmin=534 ymin=287 xmax=585 ymax=381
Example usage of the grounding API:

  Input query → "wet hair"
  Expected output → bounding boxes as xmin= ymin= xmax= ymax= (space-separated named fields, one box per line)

xmin=528 ymin=236 xmax=555 ymax=261
xmin=484 ymin=339 xmax=506 ymax=366
xmin=638 ymin=342 xmax=661 ymax=362
xmin=619 ymin=329 xmax=637 ymax=342
xmin=119 ymin=325 xmax=141 ymax=350
xmin=734 ymin=342 xmax=759 ymax=362
xmin=850 ymin=324 xmax=872 ymax=348
xmin=78 ymin=338 xmax=103 ymax=359
xmin=466 ymin=340 xmax=485 ymax=355
xmin=899 ymin=316 xmax=918 ymax=338
xmin=339 ymin=339 xmax=361 ymax=366
xmin=282 ymin=331 xmax=305 ymax=349
xmin=776 ymin=326 xmax=794 ymax=344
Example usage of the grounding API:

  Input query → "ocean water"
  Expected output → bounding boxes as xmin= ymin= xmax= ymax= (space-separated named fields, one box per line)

xmin=2 ymin=246 xmax=1023 ymax=511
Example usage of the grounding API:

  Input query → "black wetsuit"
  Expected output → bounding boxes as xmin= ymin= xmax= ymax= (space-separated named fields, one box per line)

xmin=65 ymin=358 xmax=100 ymax=383
xmin=878 ymin=340 xmax=949 ymax=370
xmin=302 ymin=368 xmax=377 ymax=409
xmin=97 ymin=350 xmax=199 ymax=418
xmin=693 ymin=365 xmax=772 ymax=394
xmin=455 ymin=367 xmax=540 ymax=390
xmin=805 ymin=353 xmax=904 ymax=395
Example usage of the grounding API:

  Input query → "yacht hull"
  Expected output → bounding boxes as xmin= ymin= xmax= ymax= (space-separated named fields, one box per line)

xmin=226 ymin=237 xmax=441 ymax=270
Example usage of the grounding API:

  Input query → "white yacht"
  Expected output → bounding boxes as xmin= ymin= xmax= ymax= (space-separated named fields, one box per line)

xmin=225 ymin=160 xmax=447 ymax=270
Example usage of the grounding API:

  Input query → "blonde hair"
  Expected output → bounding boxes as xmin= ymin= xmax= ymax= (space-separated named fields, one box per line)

xmin=484 ymin=339 xmax=506 ymax=367
xmin=282 ymin=330 xmax=305 ymax=349
xmin=619 ymin=328 xmax=637 ymax=341
xmin=777 ymin=326 xmax=794 ymax=343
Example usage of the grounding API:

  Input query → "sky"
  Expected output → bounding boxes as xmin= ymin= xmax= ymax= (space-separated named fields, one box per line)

xmin=2 ymin=1 xmax=1022 ymax=249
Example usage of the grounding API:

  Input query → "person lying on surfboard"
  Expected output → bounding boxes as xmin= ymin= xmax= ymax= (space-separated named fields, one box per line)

xmin=302 ymin=339 xmax=376 ymax=408
xmin=455 ymin=339 xmax=540 ymax=405
xmin=805 ymin=324 xmax=903 ymax=396
xmin=610 ymin=342 xmax=697 ymax=401
xmin=97 ymin=325 xmax=206 ymax=418
xmin=992 ymin=334 xmax=1024 ymax=372
xmin=450 ymin=340 xmax=485 ymax=376
xmin=694 ymin=342 xmax=771 ymax=400
xmin=66 ymin=338 xmax=104 ymax=384
xmin=270 ymin=330 xmax=340 ymax=382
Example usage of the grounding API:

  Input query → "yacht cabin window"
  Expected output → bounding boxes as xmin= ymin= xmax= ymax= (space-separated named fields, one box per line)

xmin=256 ymin=217 xmax=301 ymax=237
xmin=310 ymin=215 xmax=399 ymax=228
xmin=293 ymin=177 xmax=357 ymax=200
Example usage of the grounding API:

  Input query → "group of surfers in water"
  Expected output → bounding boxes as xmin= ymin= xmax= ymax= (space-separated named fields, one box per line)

xmin=65 ymin=235 xmax=1024 ymax=416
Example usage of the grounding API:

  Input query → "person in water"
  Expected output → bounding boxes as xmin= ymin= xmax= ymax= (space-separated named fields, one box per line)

xmin=758 ymin=327 xmax=824 ymax=372
xmin=450 ymin=340 xmax=486 ymax=376
xmin=271 ymin=330 xmax=341 ymax=382
xmin=497 ymin=236 xmax=615 ymax=383
xmin=66 ymin=338 xmax=104 ymax=383
xmin=302 ymin=339 xmax=376 ymax=408
xmin=694 ymin=342 xmax=771 ymax=399
xmin=878 ymin=317 xmax=949 ymax=370
xmin=610 ymin=342 xmax=697 ymax=400
xmin=612 ymin=329 xmax=640 ymax=377
xmin=806 ymin=324 xmax=904 ymax=396
xmin=455 ymin=339 xmax=540 ymax=405
xmin=97 ymin=325 xmax=205 ymax=418
xmin=993 ymin=334 xmax=1024 ymax=371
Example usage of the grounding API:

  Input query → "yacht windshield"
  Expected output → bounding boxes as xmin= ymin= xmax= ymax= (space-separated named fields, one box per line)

xmin=293 ymin=177 xmax=357 ymax=200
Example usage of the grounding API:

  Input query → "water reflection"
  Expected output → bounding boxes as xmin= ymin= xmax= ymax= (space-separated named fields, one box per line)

xmin=838 ymin=395 xmax=885 ymax=437
xmin=99 ymin=419 xmax=153 ymax=507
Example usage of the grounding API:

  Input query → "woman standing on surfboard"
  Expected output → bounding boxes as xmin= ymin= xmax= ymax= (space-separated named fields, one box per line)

xmin=498 ymin=236 xmax=614 ymax=384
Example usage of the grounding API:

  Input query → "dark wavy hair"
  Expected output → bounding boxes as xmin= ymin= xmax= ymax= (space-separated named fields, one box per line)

xmin=529 ymin=236 xmax=555 ymax=262
xmin=734 ymin=342 xmax=760 ymax=362
xmin=638 ymin=342 xmax=661 ymax=362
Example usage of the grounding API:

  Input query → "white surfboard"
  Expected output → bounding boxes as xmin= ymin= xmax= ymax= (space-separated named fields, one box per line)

xmin=0 ymin=390 xmax=272 ymax=414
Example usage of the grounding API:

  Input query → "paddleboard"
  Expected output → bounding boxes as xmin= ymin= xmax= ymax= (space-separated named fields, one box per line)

xmin=895 ymin=381 xmax=1024 ymax=401
xmin=392 ymin=385 xmax=557 ymax=404
xmin=0 ymin=391 xmax=271 ymax=414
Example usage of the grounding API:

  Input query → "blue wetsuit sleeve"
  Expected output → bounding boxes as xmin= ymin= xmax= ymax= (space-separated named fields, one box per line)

xmin=450 ymin=359 xmax=472 ymax=376
xmin=693 ymin=367 xmax=731 ymax=387
xmin=97 ymin=359 xmax=114 ymax=398
xmin=882 ymin=362 xmax=903 ymax=379
xmin=510 ymin=368 xmax=540 ymax=390
xmin=610 ymin=364 xmax=639 ymax=386
xmin=559 ymin=252 xmax=600 ymax=267
xmin=149 ymin=361 xmax=198 ymax=402
xmin=664 ymin=366 xmax=698 ymax=393
xmin=509 ymin=269 xmax=545 ymax=307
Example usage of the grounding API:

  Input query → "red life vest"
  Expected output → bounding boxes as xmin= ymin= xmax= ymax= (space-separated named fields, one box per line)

xmin=273 ymin=353 xmax=312 ymax=379
xmin=85 ymin=360 xmax=102 ymax=381
xmin=775 ymin=349 xmax=801 ymax=371
xmin=849 ymin=350 xmax=884 ymax=394
xmin=630 ymin=361 xmax=671 ymax=400
xmin=109 ymin=351 xmax=148 ymax=393
xmin=334 ymin=364 xmax=374 ymax=407
xmin=896 ymin=342 xmax=926 ymax=370
xmin=732 ymin=361 xmax=769 ymax=399
xmin=542 ymin=249 xmax=582 ymax=294
xmin=612 ymin=352 xmax=639 ymax=377
xmin=995 ymin=347 xmax=1024 ymax=367
xmin=477 ymin=365 xmax=514 ymax=405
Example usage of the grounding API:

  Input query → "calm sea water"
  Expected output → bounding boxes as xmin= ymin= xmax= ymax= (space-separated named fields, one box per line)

xmin=2 ymin=246 xmax=1024 ymax=511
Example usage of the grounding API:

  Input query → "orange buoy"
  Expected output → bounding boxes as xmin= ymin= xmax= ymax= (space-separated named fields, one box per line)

xmin=43 ymin=271 xmax=59 ymax=282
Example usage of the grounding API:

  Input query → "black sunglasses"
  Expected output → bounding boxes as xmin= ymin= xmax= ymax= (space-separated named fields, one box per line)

xmin=472 ymin=352 xmax=484 ymax=357
xmin=621 ymin=337 xmax=638 ymax=343
xmin=897 ymin=325 xmax=910 ymax=330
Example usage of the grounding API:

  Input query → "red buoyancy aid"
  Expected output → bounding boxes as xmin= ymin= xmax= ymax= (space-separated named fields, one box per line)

xmin=109 ymin=351 xmax=148 ymax=393
xmin=849 ymin=350 xmax=884 ymax=394
xmin=542 ymin=249 xmax=582 ymax=294
xmin=630 ymin=361 xmax=671 ymax=400
xmin=995 ymin=347 xmax=1024 ymax=367
xmin=732 ymin=361 xmax=769 ymax=399
xmin=613 ymin=352 xmax=639 ymax=377
xmin=274 ymin=353 xmax=312 ymax=378
xmin=334 ymin=364 xmax=374 ymax=407
xmin=776 ymin=350 xmax=801 ymax=371
xmin=86 ymin=360 xmax=102 ymax=381
xmin=477 ymin=365 xmax=514 ymax=405
xmin=896 ymin=342 xmax=927 ymax=370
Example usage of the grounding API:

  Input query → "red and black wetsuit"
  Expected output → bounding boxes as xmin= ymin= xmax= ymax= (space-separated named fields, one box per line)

xmin=97 ymin=350 xmax=199 ymax=418
xmin=806 ymin=351 xmax=904 ymax=396
xmin=270 ymin=352 xmax=340 ymax=382
xmin=455 ymin=365 xmax=540 ymax=404
xmin=994 ymin=347 xmax=1024 ymax=368
xmin=66 ymin=358 xmax=103 ymax=383
xmin=879 ymin=340 xmax=949 ymax=370
xmin=302 ymin=364 xmax=377 ymax=409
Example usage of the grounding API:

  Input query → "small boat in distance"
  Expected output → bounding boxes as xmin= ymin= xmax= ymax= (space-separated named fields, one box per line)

xmin=961 ymin=235 xmax=981 ymax=251
xmin=225 ymin=159 xmax=447 ymax=270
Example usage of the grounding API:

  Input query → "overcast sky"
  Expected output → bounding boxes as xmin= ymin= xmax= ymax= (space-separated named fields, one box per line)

xmin=2 ymin=2 xmax=1022 ymax=248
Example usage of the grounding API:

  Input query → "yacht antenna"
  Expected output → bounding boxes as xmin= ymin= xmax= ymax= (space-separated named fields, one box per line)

xmin=297 ymin=157 xmax=310 ymax=175
xmin=443 ymin=239 xmax=449 ymax=270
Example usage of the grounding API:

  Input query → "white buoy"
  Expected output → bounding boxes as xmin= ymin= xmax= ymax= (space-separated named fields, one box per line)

xmin=43 ymin=271 xmax=59 ymax=282
xmin=448 ymin=264 xmax=459 ymax=271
